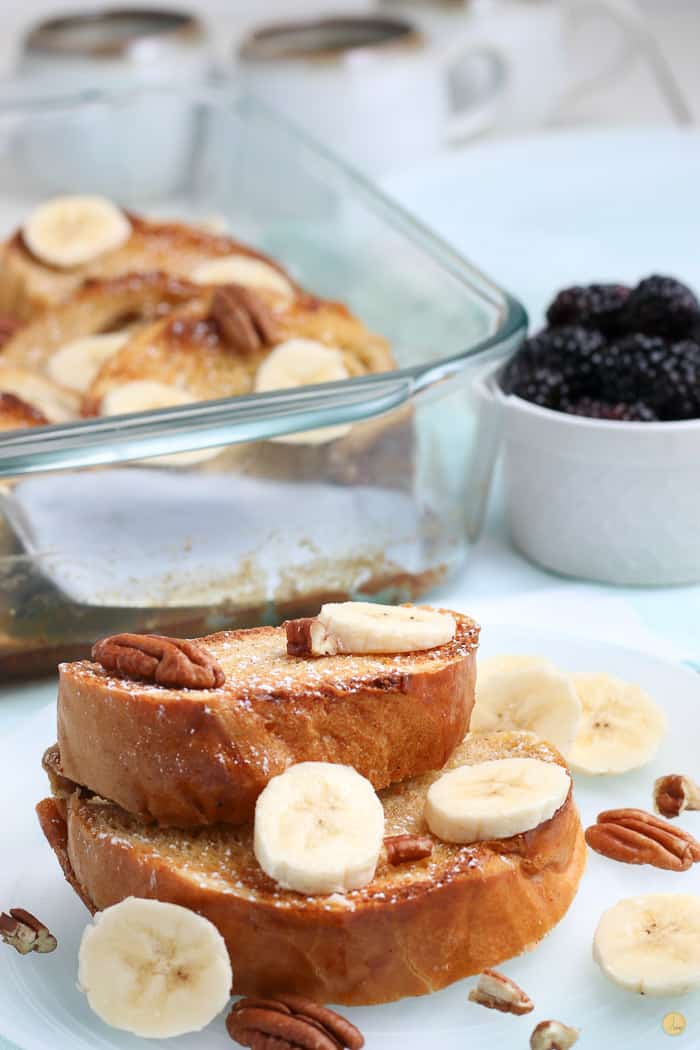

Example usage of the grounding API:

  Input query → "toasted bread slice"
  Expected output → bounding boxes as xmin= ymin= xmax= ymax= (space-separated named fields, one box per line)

xmin=1 ymin=272 xmax=206 ymax=375
xmin=0 ymin=213 xmax=295 ymax=321
xmin=57 ymin=611 xmax=478 ymax=827
xmin=37 ymin=731 xmax=586 ymax=1005
xmin=82 ymin=292 xmax=394 ymax=415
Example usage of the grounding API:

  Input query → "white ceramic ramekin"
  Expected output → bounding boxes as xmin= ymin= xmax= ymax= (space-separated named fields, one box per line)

xmin=476 ymin=365 xmax=700 ymax=585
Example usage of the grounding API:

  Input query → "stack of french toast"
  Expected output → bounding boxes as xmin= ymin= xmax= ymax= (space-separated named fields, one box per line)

xmin=37 ymin=601 xmax=586 ymax=1008
xmin=0 ymin=195 xmax=394 ymax=433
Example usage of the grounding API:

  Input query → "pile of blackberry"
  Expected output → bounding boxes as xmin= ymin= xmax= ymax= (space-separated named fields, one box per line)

xmin=502 ymin=276 xmax=700 ymax=421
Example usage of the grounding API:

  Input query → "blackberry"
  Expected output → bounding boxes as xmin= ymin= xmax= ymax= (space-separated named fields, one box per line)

xmin=546 ymin=283 xmax=630 ymax=334
xmin=595 ymin=334 xmax=700 ymax=420
xmin=654 ymin=340 xmax=700 ymax=420
xmin=562 ymin=397 xmax=657 ymax=422
xmin=502 ymin=326 xmax=605 ymax=407
xmin=623 ymin=275 xmax=700 ymax=337
xmin=595 ymin=334 xmax=669 ymax=405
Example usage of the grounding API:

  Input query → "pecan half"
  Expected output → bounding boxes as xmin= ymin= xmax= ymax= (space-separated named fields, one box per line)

xmin=530 ymin=1019 xmax=579 ymax=1050
xmin=285 ymin=618 xmax=339 ymax=658
xmin=211 ymin=283 xmax=278 ymax=354
xmin=654 ymin=774 xmax=700 ymax=819
xmin=585 ymin=808 xmax=700 ymax=871
xmin=0 ymin=908 xmax=57 ymax=955
xmin=92 ymin=633 xmax=225 ymax=689
xmin=468 ymin=969 xmax=534 ymax=1015
xmin=384 ymin=834 xmax=433 ymax=865
xmin=227 ymin=995 xmax=363 ymax=1050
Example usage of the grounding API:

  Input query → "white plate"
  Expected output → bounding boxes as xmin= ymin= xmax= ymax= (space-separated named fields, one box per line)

xmin=384 ymin=127 xmax=700 ymax=330
xmin=1 ymin=625 xmax=700 ymax=1050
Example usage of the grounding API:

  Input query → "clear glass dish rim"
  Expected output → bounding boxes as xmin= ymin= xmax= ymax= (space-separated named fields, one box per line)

xmin=0 ymin=79 xmax=528 ymax=476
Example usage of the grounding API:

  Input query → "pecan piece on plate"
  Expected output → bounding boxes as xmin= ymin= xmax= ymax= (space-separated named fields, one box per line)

xmin=585 ymin=807 xmax=700 ymax=871
xmin=285 ymin=618 xmax=339 ymax=658
xmin=654 ymin=774 xmax=700 ymax=819
xmin=227 ymin=994 xmax=364 ymax=1050
xmin=0 ymin=908 xmax=57 ymax=955
xmin=92 ymin=633 xmax=225 ymax=689
xmin=468 ymin=968 xmax=534 ymax=1015
xmin=211 ymin=283 xmax=278 ymax=354
xmin=530 ymin=1019 xmax=579 ymax=1050
xmin=384 ymin=834 xmax=433 ymax=865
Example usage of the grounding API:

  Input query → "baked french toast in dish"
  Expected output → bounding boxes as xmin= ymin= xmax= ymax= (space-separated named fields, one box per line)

xmin=0 ymin=195 xmax=395 ymax=433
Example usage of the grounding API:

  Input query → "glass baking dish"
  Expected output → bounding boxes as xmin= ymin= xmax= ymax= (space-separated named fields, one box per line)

xmin=0 ymin=80 xmax=526 ymax=678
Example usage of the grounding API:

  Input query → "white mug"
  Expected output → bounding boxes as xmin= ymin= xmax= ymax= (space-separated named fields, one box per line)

xmin=235 ymin=16 xmax=507 ymax=176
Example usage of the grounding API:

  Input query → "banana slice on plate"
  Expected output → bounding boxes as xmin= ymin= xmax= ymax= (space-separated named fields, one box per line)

xmin=593 ymin=894 xmax=700 ymax=996
xmin=254 ymin=761 xmax=385 ymax=895
xmin=100 ymin=380 xmax=219 ymax=466
xmin=47 ymin=331 xmax=132 ymax=393
xmin=78 ymin=897 xmax=232 ymax=1037
xmin=478 ymin=653 xmax=555 ymax=686
xmin=0 ymin=366 xmax=78 ymax=423
xmin=254 ymin=338 xmax=351 ymax=445
xmin=191 ymin=255 xmax=294 ymax=298
xmin=470 ymin=668 xmax=581 ymax=756
xmin=316 ymin=601 xmax=455 ymax=654
xmin=569 ymin=672 xmax=667 ymax=775
xmin=23 ymin=195 xmax=131 ymax=268
xmin=425 ymin=756 xmax=571 ymax=843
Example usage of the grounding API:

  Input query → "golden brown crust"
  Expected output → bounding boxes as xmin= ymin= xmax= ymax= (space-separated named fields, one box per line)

xmin=81 ymin=291 xmax=394 ymax=417
xmin=0 ymin=215 xmax=293 ymax=321
xmin=57 ymin=611 xmax=478 ymax=827
xmin=1 ymin=271 xmax=206 ymax=374
xmin=0 ymin=391 xmax=48 ymax=430
xmin=38 ymin=732 xmax=586 ymax=1005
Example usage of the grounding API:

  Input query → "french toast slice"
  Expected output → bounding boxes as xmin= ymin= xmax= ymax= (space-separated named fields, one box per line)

xmin=0 ymin=213 xmax=295 ymax=321
xmin=37 ymin=731 xmax=586 ymax=1005
xmin=1 ymin=272 xmax=206 ymax=375
xmin=81 ymin=291 xmax=395 ymax=415
xmin=56 ymin=611 xmax=478 ymax=827
xmin=0 ymin=366 xmax=79 ymax=423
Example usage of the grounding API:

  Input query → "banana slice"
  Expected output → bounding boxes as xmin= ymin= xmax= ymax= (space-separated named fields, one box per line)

xmin=47 ymin=331 xmax=132 ymax=393
xmin=470 ymin=668 xmax=581 ymax=756
xmin=78 ymin=896 xmax=232 ymax=1037
xmin=191 ymin=255 xmax=294 ymax=298
xmin=569 ymin=672 xmax=667 ymax=775
xmin=254 ymin=761 xmax=384 ymax=895
xmin=425 ymin=756 xmax=571 ymax=843
xmin=315 ymin=601 xmax=455 ymax=655
xmin=254 ymin=338 xmax=351 ymax=445
xmin=478 ymin=653 xmax=555 ymax=687
xmin=101 ymin=380 xmax=219 ymax=466
xmin=0 ymin=366 xmax=78 ymax=422
xmin=23 ymin=195 xmax=131 ymax=269
xmin=593 ymin=894 xmax=700 ymax=996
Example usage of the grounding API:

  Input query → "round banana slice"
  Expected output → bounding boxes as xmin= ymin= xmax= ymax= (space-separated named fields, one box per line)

xmin=47 ymin=331 xmax=132 ymax=393
xmin=191 ymin=255 xmax=294 ymax=298
xmin=101 ymin=380 xmax=219 ymax=466
xmin=254 ymin=761 xmax=384 ymax=895
xmin=78 ymin=896 xmax=232 ymax=1037
xmin=569 ymin=672 xmax=667 ymax=775
xmin=23 ymin=195 xmax=131 ymax=269
xmin=317 ymin=601 xmax=455 ymax=654
xmin=254 ymin=338 xmax=351 ymax=445
xmin=470 ymin=668 xmax=581 ymax=756
xmin=593 ymin=894 xmax=700 ymax=996
xmin=426 ymin=756 xmax=570 ymax=843
xmin=478 ymin=653 xmax=555 ymax=687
